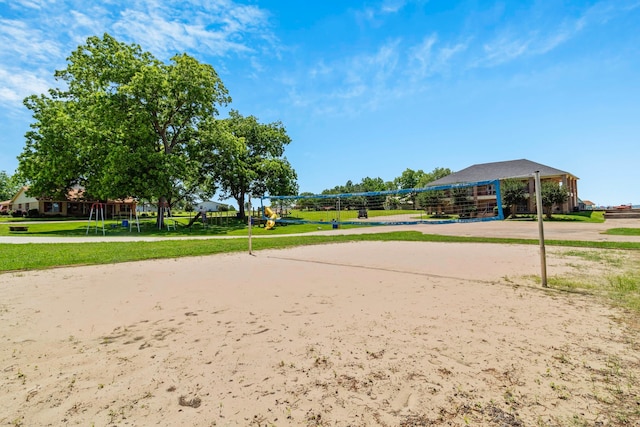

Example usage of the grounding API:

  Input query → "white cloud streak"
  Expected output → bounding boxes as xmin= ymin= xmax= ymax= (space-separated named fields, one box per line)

xmin=0 ymin=67 xmax=52 ymax=105
xmin=474 ymin=0 xmax=640 ymax=68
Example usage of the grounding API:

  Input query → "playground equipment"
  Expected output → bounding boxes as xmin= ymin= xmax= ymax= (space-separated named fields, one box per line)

xmin=158 ymin=202 xmax=176 ymax=230
xmin=128 ymin=205 xmax=141 ymax=232
xmin=86 ymin=202 xmax=105 ymax=235
xmin=264 ymin=206 xmax=277 ymax=230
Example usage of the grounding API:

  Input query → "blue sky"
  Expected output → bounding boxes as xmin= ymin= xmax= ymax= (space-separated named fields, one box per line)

xmin=1 ymin=0 xmax=639 ymax=206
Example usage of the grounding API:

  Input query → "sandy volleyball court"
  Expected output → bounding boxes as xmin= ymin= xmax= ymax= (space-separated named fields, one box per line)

xmin=1 ymin=240 xmax=639 ymax=426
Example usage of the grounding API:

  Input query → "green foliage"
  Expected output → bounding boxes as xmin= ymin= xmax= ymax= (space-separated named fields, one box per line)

xmin=605 ymin=228 xmax=640 ymax=236
xmin=394 ymin=168 xmax=426 ymax=190
xmin=538 ymin=181 xmax=570 ymax=219
xmin=417 ymin=189 xmax=446 ymax=212
xmin=0 ymin=171 xmax=23 ymax=201
xmin=205 ymin=110 xmax=297 ymax=217
xmin=501 ymin=179 xmax=528 ymax=217
xmin=417 ymin=167 xmax=452 ymax=187
xmin=451 ymin=186 xmax=470 ymax=207
xmin=18 ymin=33 xmax=231 ymax=213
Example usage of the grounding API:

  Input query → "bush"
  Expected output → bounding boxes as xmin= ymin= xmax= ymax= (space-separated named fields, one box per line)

xmin=11 ymin=210 xmax=23 ymax=217
xmin=27 ymin=208 xmax=40 ymax=217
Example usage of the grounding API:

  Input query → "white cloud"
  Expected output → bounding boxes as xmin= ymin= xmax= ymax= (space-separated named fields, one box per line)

xmin=0 ymin=0 xmax=279 ymax=112
xmin=0 ymin=67 xmax=52 ymax=106
xmin=5 ymin=0 xmax=55 ymax=10
xmin=480 ymin=35 xmax=530 ymax=66
xmin=355 ymin=0 xmax=409 ymax=27
xmin=108 ymin=0 xmax=273 ymax=59
xmin=380 ymin=0 xmax=408 ymax=14
xmin=407 ymin=34 xmax=437 ymax=77
xmin=473 ymin=1 xmax=640 ymax=68
xmin=0 ymin=19 xmax=63 ymax=62
xmin=407 ymin=35 xmax=468 ymax=81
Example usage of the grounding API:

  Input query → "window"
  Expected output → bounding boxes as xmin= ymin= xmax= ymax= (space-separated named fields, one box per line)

xmin=44 ymin=202 xmax=61 ymax=213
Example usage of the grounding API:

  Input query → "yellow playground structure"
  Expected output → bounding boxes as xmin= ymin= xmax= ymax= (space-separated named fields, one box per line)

xmin=264 ymin=206 xmax=277 ymax=230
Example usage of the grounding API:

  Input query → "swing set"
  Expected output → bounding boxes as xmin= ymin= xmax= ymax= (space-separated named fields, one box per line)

xmin=86 ymin=201 xmax=141 ymax=235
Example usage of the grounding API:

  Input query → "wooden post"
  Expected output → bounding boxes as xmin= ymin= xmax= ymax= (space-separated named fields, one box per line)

xmin=248 ymin=195 xmax=252 ymax=255
xmin=534 ymin=171 xmax=548 ymax=287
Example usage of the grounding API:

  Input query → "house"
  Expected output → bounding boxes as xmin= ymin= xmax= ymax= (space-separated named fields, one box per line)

xmin=195 ymin=200 xmax=229 ymax=212
xmin=428 ymin=159 xmax=579 ymax=214
xmin=7 ymin=186 xmax=135 ymax=217
xmin=7 ymin=187 xmax=39 ymax=215
xmin=580 ymin=199 xmax=596 ymax=210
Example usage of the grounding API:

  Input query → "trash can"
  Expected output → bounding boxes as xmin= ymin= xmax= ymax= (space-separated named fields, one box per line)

xmin=122 ymin=220 xmax=129 ymax=227
xmin=332 ymin=221 xmax=338 ymax=229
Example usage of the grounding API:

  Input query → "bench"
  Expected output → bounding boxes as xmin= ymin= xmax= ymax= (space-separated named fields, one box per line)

xmin=9 ymin=226 xmax=29 ymax=232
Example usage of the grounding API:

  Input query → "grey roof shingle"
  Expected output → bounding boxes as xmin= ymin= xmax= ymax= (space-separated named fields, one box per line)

xmin=429 ymin=159 xmax=577 ymax=186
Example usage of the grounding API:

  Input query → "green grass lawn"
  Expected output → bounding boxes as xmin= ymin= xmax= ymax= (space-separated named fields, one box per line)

xmin=285 ymin=208 xmax=426 ymax=221
xmin=509 ymin=210 xmax=606 ymax=223
xmin=0 ymin=216 xmax=354 ymax=237
xmin=605 ymin=228 xmax=640 ymax=236
xmin=2 ymin=230 xmax=639 ymax=273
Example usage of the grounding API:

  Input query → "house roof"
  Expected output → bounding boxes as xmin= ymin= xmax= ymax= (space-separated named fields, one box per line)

xmin=9 ymin=185 xmax=135 ymax=204
xmin=9 ymin=186 xmax=29 ymax=204
xmin=428 ymin=159 xmax=578 ymax=186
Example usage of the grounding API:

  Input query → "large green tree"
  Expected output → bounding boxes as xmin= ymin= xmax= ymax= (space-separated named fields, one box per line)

xmin=18 ymin=33 xmax=231 ymax=226
xmin=394 ymin=168 xmax=426 ymax=190
xmin=205 ymin=110 xmax=297 ymax=218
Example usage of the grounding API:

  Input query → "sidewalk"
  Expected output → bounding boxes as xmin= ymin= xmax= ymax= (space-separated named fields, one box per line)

xmin=2 ymin=218 xmax=639 ymax=244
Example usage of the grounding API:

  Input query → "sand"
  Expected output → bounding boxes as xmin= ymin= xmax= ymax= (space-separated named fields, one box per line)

xmin=1 ymin=239 xmax=640 ymax=426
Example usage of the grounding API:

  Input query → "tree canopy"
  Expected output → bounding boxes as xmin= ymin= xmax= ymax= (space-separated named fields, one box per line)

xmin=538 ymin=181 xmax=570 ymax=218
xmin=204 ymin=110 xmax=297 ymax=217
xmin=18 ymin=33 xmax=231 ymax=223
xmin=501 ymin=178 xmax=528 ymax=218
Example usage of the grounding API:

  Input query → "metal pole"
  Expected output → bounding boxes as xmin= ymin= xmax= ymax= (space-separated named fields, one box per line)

xmin=534 ymin=171 xmax=548 ymax=287
xmin=248 ymin=195 xmax=252 ymax=255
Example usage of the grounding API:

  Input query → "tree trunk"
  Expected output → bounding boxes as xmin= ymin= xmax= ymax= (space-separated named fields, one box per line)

xmin=187 ymin=211 xmax=202 ymax=227
xmin=545 ymin=205 xmax=553 ymax=220
xmin=156 ymin=196 xmax=167 ymax=229
xmin=235 ymin=192 xmax=245 ymax=219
